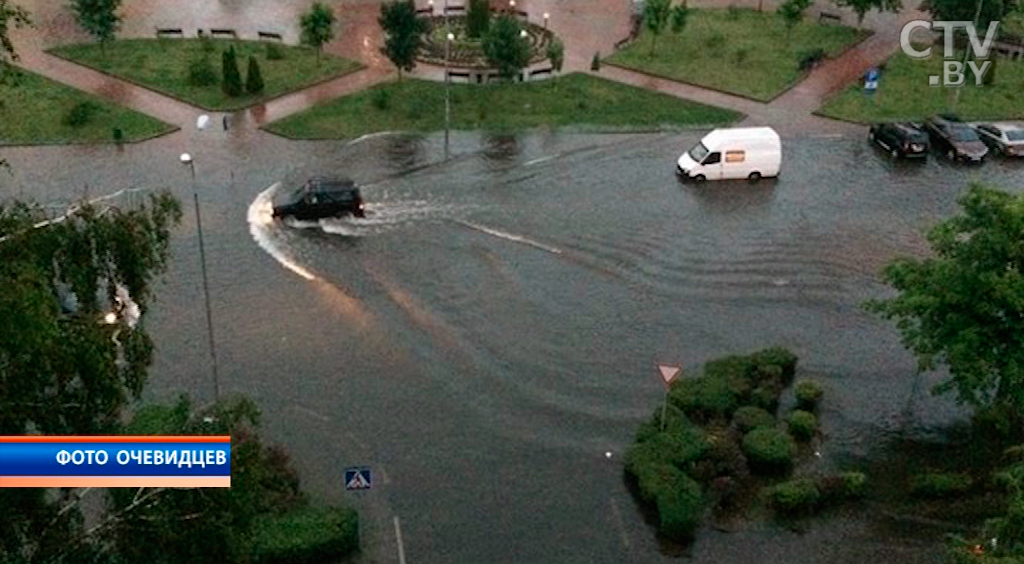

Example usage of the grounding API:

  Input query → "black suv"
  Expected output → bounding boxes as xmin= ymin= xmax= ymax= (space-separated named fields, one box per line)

xmin=272 ymin=177 xmax=366 ymax=221
xmin=868 ymin=122 xmax=929 ymax=159
xmin=922 ymin=115 xmax=988 ymax=162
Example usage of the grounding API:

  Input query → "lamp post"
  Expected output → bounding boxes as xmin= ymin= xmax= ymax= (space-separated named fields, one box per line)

xmin=445 ymin=31 xmax=454 ymax=160
xmin=543 ymin=12 xmax=549 ymax=28
xmin=427 ymin=0 xmax=433 ymax=14
xmin=179 ymin=153 xmax=220 ymax=402
xmin=508 ymin=0 xmax=515 ymax=13
xmin=953 ymin=0 xmax=986 ymax=112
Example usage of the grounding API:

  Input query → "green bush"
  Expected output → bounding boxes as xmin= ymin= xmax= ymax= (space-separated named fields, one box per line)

xmin=910 ymin=473 xmax=973 ymax=499
xmin=187 ymin=56 xmax=219 ymax=87
xmin=62 ymin=101 xmax=100 ymax=127
xmin=794 ymin=380 xmax=824 ymax=410
xmin=732 ymin=406 xmax=775 ymax=433
xmin=786 ymin=410 xmax=817 ymax=441
xmin=222 ymin=46 xmax=243 ymax=97
xmin=742 ymin=427 xmax=796 ymax=473
xmin=246 ymin=55 xmax=265 ymax=94
xmin=768 ymin=478 xmax=820 ymax=514
xmin=627 ymin=426 xmax=708 ymax=473
xmin=248 ymin=506 xmax=359 ymax=564
xmin=265 ymin=42 xmax=285 ymax=60
xmin=656 ymin=472 xmax=704 ymax=540
xmin=747 ymin=347 xmax=798 ymax=381
xmin=370 ymin=87 xmax=391 ymax=110
xmin=670 ymin=375 xmax=738 ymax=421
xmin=749 ymin=383 xmax=782 ymax=412
xmin=818 ymin=471 xmax=867 ymax=503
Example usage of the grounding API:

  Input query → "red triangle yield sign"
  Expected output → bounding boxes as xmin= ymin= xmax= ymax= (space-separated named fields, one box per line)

xmin=658 ymin=364 xmax=682 ymax=386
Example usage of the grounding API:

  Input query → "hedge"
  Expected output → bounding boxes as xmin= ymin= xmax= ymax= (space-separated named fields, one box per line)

xmin=818 ymin=471 xmax=867 ymax=503
xmin=656 ymin=471 xmax=704 ymax=540
xmin=732 ymin=406 xmax=776 ymax=433
xmin=742 ymin=427 xmax=797 ymax=473
xmin=910 ymin=473 xmax=973 ymax=499
xmin=248 ymin=506 xmax=359 ymax=564
xmin=786 ymin=410 xmax=817 ymax=441
xmin=794 ymin=380 xmax=824 ymax=410
xmin=768 ymin=478 xmax=821 ymax=514
xmin=672 ymin=348 xmax=799 ymax=421
xmin=635 ymin=404 xmax=693 ymax=443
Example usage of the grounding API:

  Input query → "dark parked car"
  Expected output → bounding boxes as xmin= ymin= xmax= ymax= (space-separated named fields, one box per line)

xmin=868 ymin=122 xmax=929 ymax=158
xmin=272 ymin=177 xmax=366 ymax=221
xmin=923 ymin=115 xmax=988 ymax=162
xmin=973 ymin=122 xmax=1024 ymax=157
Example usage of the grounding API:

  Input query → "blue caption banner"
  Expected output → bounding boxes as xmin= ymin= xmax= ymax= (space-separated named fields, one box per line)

xmin=0 ymin=443 xmax=232 ymax=476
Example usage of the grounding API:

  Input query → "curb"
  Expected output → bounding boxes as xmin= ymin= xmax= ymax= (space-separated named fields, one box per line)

xmin=1 ymin=125 xmax=181 ymax=148
xmin=45 ymin=41 xmax=367 ymax=113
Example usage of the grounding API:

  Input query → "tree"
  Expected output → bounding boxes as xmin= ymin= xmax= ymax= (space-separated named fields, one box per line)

xmin=0 ymin=192 xmax=182 ymax=562
xmin=222 ymin=46 xmax=242 ymax=97
xmin=644 ymin=0 xmax=672 ymax=56
xmin=777 ymin=0 xmax=811 ymax=28
xmin=245 ymin=54 xmax=263 ymax=94
xmin=300 ymin=2 xmax=336 ymax=65
xmin=866 ymin=184 xmax=1024 ymax=423
xmin=378 ymin=0 xmax=427 ymax=80
xmin=546 ymin=38 xmax=564 ymax=75
xmin=921 ymin=0 xmax=1018 ymax=31
xmin=69 ymin=0 xmax=122 ymax=53
xmin=467 ymin=0 xmax=490 ymax=38
xmin=481 ymin=15 xmax=531 ymax=80
xmin=670 ymin=2 xmax=689 ymax=34
xmin=1 ymin=0 xmax=31 ymax=83
xmin=833 ymin=0 xmax=902 ymax=28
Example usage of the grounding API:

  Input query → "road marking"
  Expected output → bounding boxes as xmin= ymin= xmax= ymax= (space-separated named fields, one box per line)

xmin=525 ymin=155 xmax=555 ymax=166
xmin=379 ymin=466 xmax=391 ymax=485
xmin=394 ymin=516 xmax=407 ymax=564
xmin=609 ymin=497 xmax=631 ymax=551
xmin=809 ymin=133 xmax=845 ymax=139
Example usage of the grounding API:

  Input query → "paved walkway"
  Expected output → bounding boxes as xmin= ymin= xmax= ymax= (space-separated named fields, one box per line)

xmin=6 ymin=0 xmax=924 ymax=136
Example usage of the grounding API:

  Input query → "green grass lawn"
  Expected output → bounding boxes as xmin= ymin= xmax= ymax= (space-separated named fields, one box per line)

xmin=0 ymin=70 xmax=173 ymax=145
xmin=49 ymin=39 xmax=364 ymax=111
xmin=605 ymin=8 xmax=867 ymax=101
xmin=817 ymin=52 xmax=1024 ymax=122
xmin=264 ymin=73 xmax=742 ymax=138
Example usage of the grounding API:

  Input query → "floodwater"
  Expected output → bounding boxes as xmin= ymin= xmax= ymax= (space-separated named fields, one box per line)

xmin=3 ymin=129 xmax=1024 ymax=563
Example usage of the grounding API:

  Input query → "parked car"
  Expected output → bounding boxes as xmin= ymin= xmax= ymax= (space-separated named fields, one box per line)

xmin=675 ymin=127 xmax=781 ymax=181
xmin=973 ymin=122 xmax=1024 ymax=157
xmin=868 ymin=122 xmax=929 ymax=159
xmin=272 ymin=177 xmax=366 ymax=221
xmin=923 ymin=115 xmax=988 ymax=162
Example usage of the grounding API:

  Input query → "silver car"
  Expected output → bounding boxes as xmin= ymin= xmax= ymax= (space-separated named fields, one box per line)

xmin=973 ymin=123 xmax=1024 ymax=157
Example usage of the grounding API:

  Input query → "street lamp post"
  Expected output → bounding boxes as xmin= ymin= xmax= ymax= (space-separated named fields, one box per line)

xmin=179 ymin=153 xmax=220 ymax=402
xmin=427 ymin=0 xmax=433 ymax=14
xmin=953 ymin=0 xmax=986 ymax=112
xmin=543 ymin=12 xmax=550 ymax=28
xmin=445 ymin=32 xmax=454 ymax=159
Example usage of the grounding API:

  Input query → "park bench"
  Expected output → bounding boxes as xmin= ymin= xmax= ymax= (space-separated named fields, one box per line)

xmin=818 ymin=12 xmax=842 ymax=24
xmin=209 ymin=28 xmax=238 ymax=38
xmin=257 ymin=31 xmax=282 ymax=41
xmin=444 ymin=5 xmax=465 ymax=14
xmin=447 ymin=70 xmax=471 ymax=83
xmin=529 ymin=67 xmax=553 ymax=79
xmin=614 ymin=37 xmax=632 ymax=50
xmin=155 ymin=28 xmax=183 ymax=38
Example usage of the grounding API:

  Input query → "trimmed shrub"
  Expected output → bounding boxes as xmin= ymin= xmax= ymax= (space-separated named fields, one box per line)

xmin=266 ymin=42 xmax=285 ymax=60
xmin=769 ymin=478 xmax=820 ymax=514
xmin=62 ymin=101 xmax=100 ymax=127
xmin=636 ymin=404 xmax=692 ymax=443
xmin=467 ymin=0 xmax=491 ymax=39
xmin=794 ymin=380 xmax=824 ymax=410
xmin=818 ymin=471 xmax=867 ymax=503
xmin=742 ymin=427 xmax=796 ymax=473
xmin=786 ymin=410 xmax=817 ymax=441
xmin=656 ymin=472 xmax=703 ymax=541
xmin=627 ymin=427 xmax=708 ymax=472
xmin=747 ymin=347 xmax=798 ymax=381
xmin=591 ymin=52 xmax=601 ymax=71
xmin=187 ymin=56 xmax=219 ymax=87
xmin=910 ymin=473 xmax=973 ymax=499
xmin=704 ymin=430 xmax=749 ymax=480
xmin=670 ymin=375 xmax=737 ymax=422
xmin=732 ymin=406 xmax=775 ymax=433
xmin=222 ymin=46 xmax=243 ymax=97
xmin=246 ymin=55 xmax=265 ymax=94
xmin=749 ymin=383 xmax=781 ymax=412
xmin=248 ymin=506 xmax=359 ymax=564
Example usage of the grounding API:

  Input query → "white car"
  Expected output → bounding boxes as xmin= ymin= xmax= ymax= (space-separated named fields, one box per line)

xmin=973 ymin=122 xmax=1024 ymax=157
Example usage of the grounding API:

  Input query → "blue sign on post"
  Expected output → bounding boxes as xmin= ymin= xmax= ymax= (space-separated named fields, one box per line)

xmin=864 ymin=68 xmax=879 ymax=94
xmin=344 ymin=467 xmax=371 ymax=490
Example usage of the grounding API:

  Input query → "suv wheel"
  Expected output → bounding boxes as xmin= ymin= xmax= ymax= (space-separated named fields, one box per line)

xmin=947 ymin=149 xmax=956 ymax=161
xmin=890 ymin=148 xmax=900 ymax=159
xmin=868 ymin=131 xmax=875 ymax=142
xmin=693 ymin=174 xmax=706 ymax=182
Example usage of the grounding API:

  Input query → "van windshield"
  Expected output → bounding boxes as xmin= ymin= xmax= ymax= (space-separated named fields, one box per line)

xmin=688 ymin=142 xmax=710 ymax=162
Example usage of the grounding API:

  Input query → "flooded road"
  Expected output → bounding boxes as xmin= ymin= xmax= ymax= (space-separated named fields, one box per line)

xmin=4 ymin=130 xmax=1024 ymax=563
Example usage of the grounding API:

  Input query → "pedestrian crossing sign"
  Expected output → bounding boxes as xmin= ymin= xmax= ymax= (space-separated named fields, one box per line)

xmin=344 ymin=467 xmax=372 ymax=490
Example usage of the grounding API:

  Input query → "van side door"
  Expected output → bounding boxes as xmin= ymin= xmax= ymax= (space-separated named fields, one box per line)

xmin=702 ymin=152 xmax=723 ymax=180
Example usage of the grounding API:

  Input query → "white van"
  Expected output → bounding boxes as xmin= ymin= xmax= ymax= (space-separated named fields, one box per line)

xmin=676 ymin=127 xmax=781 ymax=181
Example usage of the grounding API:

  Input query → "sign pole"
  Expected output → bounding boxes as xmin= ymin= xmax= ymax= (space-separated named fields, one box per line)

xmin=656 ymin=364 xmax=682 ymax=430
